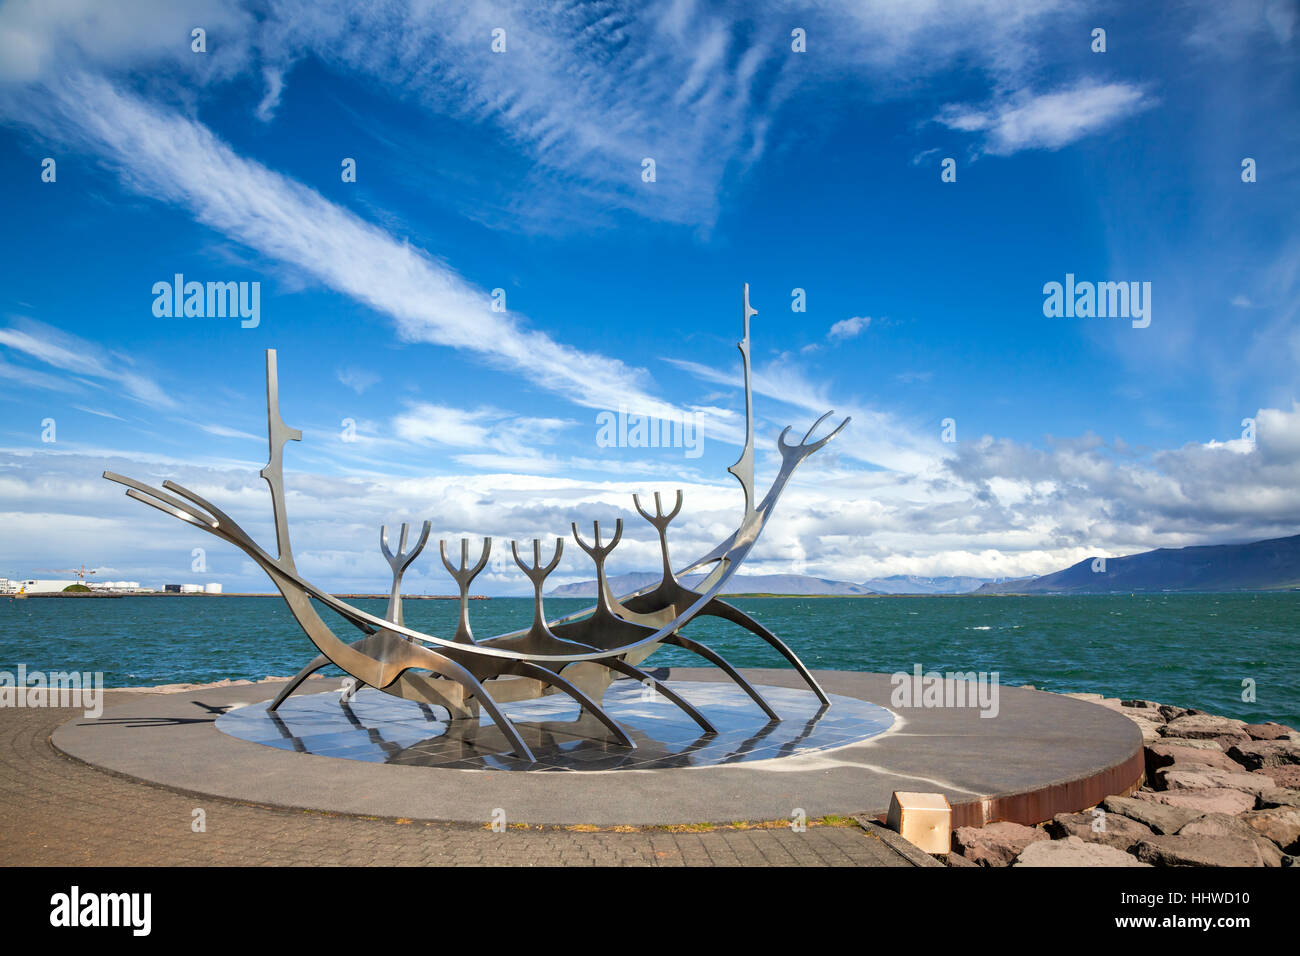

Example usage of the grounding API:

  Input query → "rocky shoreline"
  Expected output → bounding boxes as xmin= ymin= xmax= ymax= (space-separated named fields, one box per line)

xmin=950 ymin=693 xmax=1299 ymax=867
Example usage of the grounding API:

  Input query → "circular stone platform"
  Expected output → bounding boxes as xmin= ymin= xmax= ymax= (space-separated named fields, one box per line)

xmin=51 ymin=668 xmax=1144 ymax=827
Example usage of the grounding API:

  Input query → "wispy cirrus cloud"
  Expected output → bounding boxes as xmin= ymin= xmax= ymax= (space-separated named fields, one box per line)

xmin=197 ymin=422 xmax=263 ymax=443
xmin=25 ymin=74 xmax=710 ymax=428
xmin=253 ymin=0 xmax=790 ymax=229
xmin=0 ymin=0 xmax=1118 ymax=231
xmin=936 ymin=80 xmax=1156 ymax=156
xmin=666 ymin=355 xmax=940 ymax=475
xmin=392 ymin=403 xmax=571 ymax=457
xmin=336 ymin=367 xmax=379 ymax=395
xmin=254 ymin=0 xmax=1106 ymax=227
xmin=1185 ymin=0 xmax=1297 ymax=53
xmin=0 ymin=353 xmax=79 ymax=395
xmin=72 ymin=405 xmax=126 ymax=421
xmin=0 ymin=317 xmax=176 ymax=408
xmin=826 ymin=0 xmax=1082 ymax=77
xmin=828 ymin=316 xmax=870 ymax=342
xmin=0 ymin=0 xmax=255 ymax=84
xmin=1 ymin=0 xmax=1294 ymax=589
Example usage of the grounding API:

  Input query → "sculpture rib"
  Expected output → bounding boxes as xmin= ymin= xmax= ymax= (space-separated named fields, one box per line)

xmin=698 ymin=600 xmax=831 ymax=708
xmin=596 ymin=658 xmax=717 ymax=735
xmin=660 ymin=633 xmax=780 ymax=721
xmin=269 ymin=654 xmax=330 ymax=711
xmin=509 ymin=661 xmax=636 ymax=748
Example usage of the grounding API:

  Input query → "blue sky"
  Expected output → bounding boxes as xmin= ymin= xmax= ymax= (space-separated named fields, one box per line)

xmin=0 ymin=0 xmax=1298 ymax=594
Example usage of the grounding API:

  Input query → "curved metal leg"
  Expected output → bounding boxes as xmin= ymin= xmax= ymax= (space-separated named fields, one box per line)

xmin=413 ymin=656 xmax=537 ymax=764
xmin=703 ymin=599 xmax=830 ymax=707
xmin=511 ymin=661 xmax=636 ymax=748
xmin=265 ymin=568 xmax=537 ymax=762
xmin=661 ymin=633 xmax=780 ymax=721
xmin=599 ymin=658 xmax=716 ymax=735
xmin=268 ymin=654 xmax=330 ymax=711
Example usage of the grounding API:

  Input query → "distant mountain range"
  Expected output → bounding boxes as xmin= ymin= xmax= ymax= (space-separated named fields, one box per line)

xmin=549 ymin=572 xmax=874 ymax=597
xmin=860 ymin=574 xmax=994 ymax=594
xmin=548 ymin=535 xmax=1300 ymax=597
xmin=548 ymin=572 xmax=997 ymax=597
xmin=976 ymin=533 xmax=1300 ymax=594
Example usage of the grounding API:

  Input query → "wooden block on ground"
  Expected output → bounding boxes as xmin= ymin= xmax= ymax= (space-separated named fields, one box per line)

xmin=887 ymin=791 xmax=952 ymax=855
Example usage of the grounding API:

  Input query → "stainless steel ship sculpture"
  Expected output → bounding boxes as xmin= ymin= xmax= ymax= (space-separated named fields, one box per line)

xmin=105 ymin=285 xmax=848 ymax=763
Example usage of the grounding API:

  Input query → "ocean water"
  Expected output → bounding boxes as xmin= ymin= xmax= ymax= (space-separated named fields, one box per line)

xmin=2 ymin=593 xmax=1296 ymax=726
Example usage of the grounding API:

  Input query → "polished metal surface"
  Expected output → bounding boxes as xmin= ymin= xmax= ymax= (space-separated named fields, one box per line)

xmin=728 ymin=283 xmax=759 ymax=516
xmin=439 ymin=537 xmax=491 ymax=644
xmin=106 ymin=284 xmax=850 ymax=763
xmin=219 ymin=682 xmax=893 ymax=772
xmin=380 ymin=521 xmax=431 ymax=627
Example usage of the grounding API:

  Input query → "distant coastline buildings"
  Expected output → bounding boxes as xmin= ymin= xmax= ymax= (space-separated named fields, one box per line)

xmin=0 ymin=578 xmax=223 ymax=595
xmin=1 ymin=578 xmax=81 ymax=594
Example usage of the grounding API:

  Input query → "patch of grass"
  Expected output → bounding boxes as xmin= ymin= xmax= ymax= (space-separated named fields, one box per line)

xmin=475 ymin=816 xmax=864 ymax=834
xmin=657 ymin=822 xmax=716 ymax=833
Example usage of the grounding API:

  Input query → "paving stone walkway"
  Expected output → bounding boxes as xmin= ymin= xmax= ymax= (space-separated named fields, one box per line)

xmin=1 ymin=694 xmax=912 ymax=867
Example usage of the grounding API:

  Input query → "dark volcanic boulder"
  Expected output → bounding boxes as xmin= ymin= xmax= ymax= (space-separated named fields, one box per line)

xmin=1015 ymin=835 xmax=1150 ymax=867
xmin=1146 ymin=742 xmax=1242 ymax=777
xmin=1244 ymin=722 xmax=1296 ymax=741
xmin=1102 ymin=796 xmax=1202 ymax=835
xmin=1175 ymin=813 xmax=1284 ymax=866
xmin=1251 ymin=765 xmax=1300 ymax=789
xmin=952 ymin=822 xmax=1048 ymax=867
xmin=1047 ymin=810 xmax=1154 ymax=850
xmin=1227 ymin=740 xmax=1300 ymax=771
xmin=1133 ymin=835 xmax=1272 ymax=867
xmin=1163 ymin=714 xmax=1248 ymax=740
xmin=1135 ymin=788 xmax=1257 ymax=815
xmin=1256 ymin=787 xmax=1300 ymax=809
xmin=1157 ymin=767 xmax=1272 ymax=795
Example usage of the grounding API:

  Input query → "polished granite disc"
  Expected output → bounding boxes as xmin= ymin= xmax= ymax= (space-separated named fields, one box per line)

xmin=216 ymin=679 xmax=894 ymax=772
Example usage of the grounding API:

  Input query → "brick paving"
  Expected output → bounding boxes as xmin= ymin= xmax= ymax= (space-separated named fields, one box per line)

xmin=0 ymin=694 xmax=911 ymax=866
